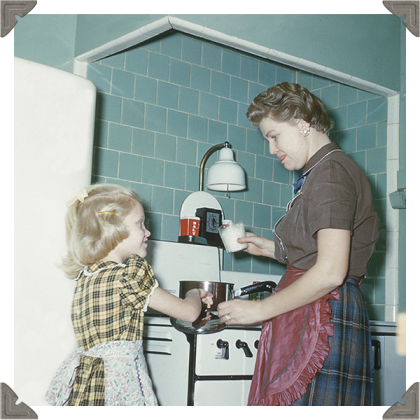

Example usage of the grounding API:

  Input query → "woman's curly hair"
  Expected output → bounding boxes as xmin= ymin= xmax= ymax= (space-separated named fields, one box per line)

xmin=246 ymin=82 xmax=333 ymax=134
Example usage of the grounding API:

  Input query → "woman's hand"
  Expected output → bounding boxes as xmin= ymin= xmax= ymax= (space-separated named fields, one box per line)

xmin=217 ymin=299 xmax=262 ymax=326
xmin=237 ymin=232 xmax=276 ymax=259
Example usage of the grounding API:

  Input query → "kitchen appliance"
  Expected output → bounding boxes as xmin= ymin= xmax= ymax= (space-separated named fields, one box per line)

xmin=178 ymin=192 xmax=224 ymax=246
xmin=195 ymin=207 xmax=223 ymax=247
xmin=370 ymin=321 xmax=406 ymax=406
xmin=14 ymin=57 xmax=96 ymax=406
xmin=143 ymin=239 xmax=281 ymax=406
xmin=170 ymin=280 xmax=276 ymax=334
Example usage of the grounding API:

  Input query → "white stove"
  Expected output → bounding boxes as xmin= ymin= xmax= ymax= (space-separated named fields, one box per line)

xmin=144 ymin=316 xmax=263 ymax=406
xmin=143 ymin=240 xmax=280 ymax=406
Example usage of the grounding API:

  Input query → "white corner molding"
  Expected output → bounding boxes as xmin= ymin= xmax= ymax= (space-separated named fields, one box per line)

xmin=234 ymin=38 xmax=270 ymax=58
xmin=385 ymin=93 xmax=400 ymax=322
xmin=74 ymin=16 xmax=171 ymax=64
xmin=143 ymin=17 xmax=173 ymax=35
xmin=74 ymin=15 xmax=399 ymax=99
xmin=320 ymin=67 xmax=353 ymax=84
xmin=73 ymin=58 xmax=88 ymax=78
xmin=265 ymin=49 xmax=300 ymax=66
xmin=169 ymin=16 xmax=204 ymax=37
xmin=201 ymin=26 xmax=240 ymax=48
xmin=348 ymin=76 xmax=377 ymax=91
xmin=294 ymin=58 xmax=327 ymax=76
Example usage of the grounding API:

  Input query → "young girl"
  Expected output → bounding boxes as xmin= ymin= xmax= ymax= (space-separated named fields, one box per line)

xmin=45 ymin=184 xmax=213 ymax=406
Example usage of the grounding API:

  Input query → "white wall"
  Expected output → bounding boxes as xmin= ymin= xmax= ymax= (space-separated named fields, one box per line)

xmin=14 ymin=57 xmax=96 ymax=406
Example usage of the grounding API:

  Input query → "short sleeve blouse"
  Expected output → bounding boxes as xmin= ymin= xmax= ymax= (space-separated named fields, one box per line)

xmin=71 ymin=254 xmax=158 ymax=350
xmin=274 ymin=142 xmax=379 ymax=277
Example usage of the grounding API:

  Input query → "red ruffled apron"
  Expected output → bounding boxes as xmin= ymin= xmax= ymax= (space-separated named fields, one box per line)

xmin=248 ymin=264 xmax=340 ymax=406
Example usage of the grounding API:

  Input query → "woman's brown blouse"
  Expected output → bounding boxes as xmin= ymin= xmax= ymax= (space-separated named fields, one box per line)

xmin=274 ymin=142 xmax=379 ymax=278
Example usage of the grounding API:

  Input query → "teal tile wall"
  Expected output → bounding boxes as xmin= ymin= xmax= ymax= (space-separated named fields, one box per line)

xmin=87 ymin=31 xmax=387 ymax=320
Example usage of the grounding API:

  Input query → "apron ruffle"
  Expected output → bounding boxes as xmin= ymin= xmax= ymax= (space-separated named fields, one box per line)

xmin=248 ymin=265 xmax=340 ymax=406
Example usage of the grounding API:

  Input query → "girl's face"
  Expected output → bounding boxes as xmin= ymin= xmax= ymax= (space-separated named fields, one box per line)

xmin=113 ymin=202 xmax=151 ymax=262
xmin=259 ymin=117 xmax=311 ymax=171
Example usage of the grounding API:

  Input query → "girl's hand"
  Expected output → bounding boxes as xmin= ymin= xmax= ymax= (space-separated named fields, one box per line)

xmin=237 ymin=232 xmax=275 ymax=259
xmin=149 ymin=287 xmax=213 ymax=323
xmin=185 ymin=289 xmax=213 ymax=308
xmin=197 ymin=289 xmax=213 ymax=308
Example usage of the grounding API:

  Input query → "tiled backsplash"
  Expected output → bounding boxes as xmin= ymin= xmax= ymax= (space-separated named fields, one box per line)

xmin=87 ymin=30 xmax=387 ymax=320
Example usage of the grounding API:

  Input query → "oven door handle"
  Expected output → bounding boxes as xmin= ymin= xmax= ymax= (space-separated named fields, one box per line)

xmin=371 ymin=339 xmax=381 ymax=371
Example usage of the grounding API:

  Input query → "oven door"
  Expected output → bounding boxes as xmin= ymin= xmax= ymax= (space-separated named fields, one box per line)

xmin=193 ymin=327 xmax=261 ymax=406
xmin=194 ymin=380 xmax=252 ymax=406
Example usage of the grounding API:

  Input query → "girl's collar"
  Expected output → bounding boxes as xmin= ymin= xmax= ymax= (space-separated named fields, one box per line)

xmin=73 ymin=254 xmax=143 ymax=280
xmin=73 ymin=260 xmax=125 ymax=280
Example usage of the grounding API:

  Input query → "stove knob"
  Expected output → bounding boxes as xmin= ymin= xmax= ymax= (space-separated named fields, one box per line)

xmin=236 ymin=340 xmax=253 ymax=357
xmin=254 ymin=340 xmax=259 ymax=349
xmin=217 ymin=339 xmax=229 ymax=360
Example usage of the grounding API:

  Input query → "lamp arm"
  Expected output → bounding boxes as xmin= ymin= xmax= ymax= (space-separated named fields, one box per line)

xmin=199 ymin=141 xmax=231 ymax=191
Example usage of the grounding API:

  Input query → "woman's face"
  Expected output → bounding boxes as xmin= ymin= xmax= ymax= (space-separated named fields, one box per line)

xmin=259 ymin=117 xmax=311 ymax=171
xmin=113 ymin=202 xmax=151 ymax=261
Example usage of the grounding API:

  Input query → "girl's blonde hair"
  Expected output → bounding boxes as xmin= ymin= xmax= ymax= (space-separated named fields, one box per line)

xmin=62 ymin=184 xmax=141 ymax=279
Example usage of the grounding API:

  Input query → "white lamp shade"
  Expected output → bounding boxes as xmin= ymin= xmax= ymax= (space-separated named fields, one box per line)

xmin=206 ymin=147 xmax=246 ymax=191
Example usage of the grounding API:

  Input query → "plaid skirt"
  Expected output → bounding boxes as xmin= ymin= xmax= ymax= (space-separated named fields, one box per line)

xmin=248 ymin=265 xmax=373 ymax=406
xmin=292 ymin=278 xmax=373 ymax=405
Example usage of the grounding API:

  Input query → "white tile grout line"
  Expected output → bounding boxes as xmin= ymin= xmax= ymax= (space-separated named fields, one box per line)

xmin=73 ymin=16 xmax=402 ymax=319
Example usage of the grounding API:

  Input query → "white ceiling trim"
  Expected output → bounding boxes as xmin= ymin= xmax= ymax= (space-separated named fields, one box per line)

xmin=74 ymin=15 xmax=398 ymax=97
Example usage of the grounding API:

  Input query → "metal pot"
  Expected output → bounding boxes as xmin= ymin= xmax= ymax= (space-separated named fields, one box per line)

xmin=180 ymin=281 xmax=234 ymax=312
xmin=170 ymin=280 xmax=277 ymax=334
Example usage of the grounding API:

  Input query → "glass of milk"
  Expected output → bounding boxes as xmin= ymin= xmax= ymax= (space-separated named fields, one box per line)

xmin=218 ymin=220 xmax=247 ymax=253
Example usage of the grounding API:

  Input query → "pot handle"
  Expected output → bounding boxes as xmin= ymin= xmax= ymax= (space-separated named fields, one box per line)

xmin=233 ymin=281 xmax=277 ymax=298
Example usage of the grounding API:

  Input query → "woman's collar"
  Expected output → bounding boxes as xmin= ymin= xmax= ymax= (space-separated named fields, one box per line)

xmin=302 ymin=142 xmax=342 ymax=174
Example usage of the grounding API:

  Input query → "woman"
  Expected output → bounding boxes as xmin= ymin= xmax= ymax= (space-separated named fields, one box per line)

xmin=217 ymin=82 xmax=379 ymax=406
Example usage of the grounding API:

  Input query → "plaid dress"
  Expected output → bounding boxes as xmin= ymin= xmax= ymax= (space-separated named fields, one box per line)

xmin=45 ymin=254 xmax=158 ymax=406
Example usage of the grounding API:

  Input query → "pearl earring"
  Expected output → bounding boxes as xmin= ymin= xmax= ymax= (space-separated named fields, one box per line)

xmin=300 ymin=126 xmax=310 ymax=137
